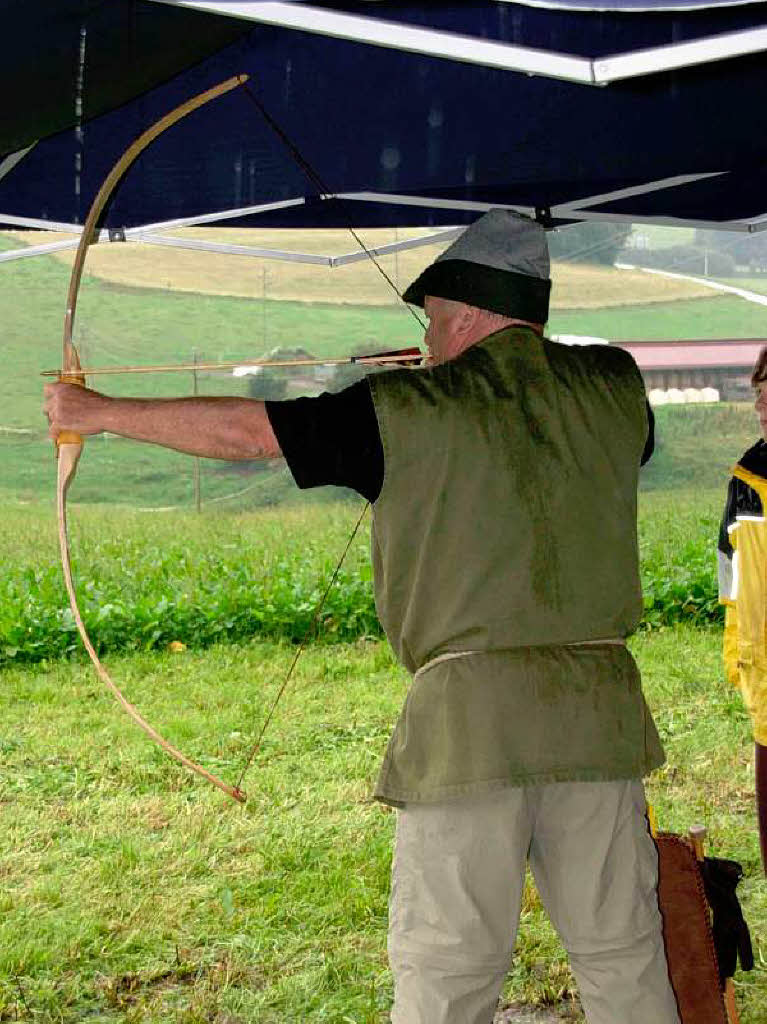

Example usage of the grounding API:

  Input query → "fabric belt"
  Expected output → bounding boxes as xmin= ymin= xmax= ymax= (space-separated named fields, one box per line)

xmin=413 ymin=639 xmax=626 ymax=681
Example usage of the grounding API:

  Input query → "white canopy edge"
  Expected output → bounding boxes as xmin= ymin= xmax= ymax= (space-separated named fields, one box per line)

xmin=0 ymin=238 xmax=83 ymax=263
xmin=562 ymin=210 xmax=759 ymax=231
xmin=506 ymin=0 xmax=765 ymax=13
xmin=137 ymin=225 xmax=461 ymax=263
xmin=332 ymin=192 xmax=537 ymax=217
xmin=331 ymin=226 xmax=464 ymax=266
xmin=149 ymin=0 xmax=767 ymax=84
xmin=150 ymin=1 xmax=595 ymax=83
xmin=0 ymin=198 xmax=306 ymax=239
xmin=137 ymin=233 xmax=331 ymax=263
xmin=0 ymin=213 xmax=86 ymax=233
xmin=133 ymin=197 xmax=307 ymax=233
xmin=742 ymin=211 xmax=767 ymax=228
xmin=594 ymin=25 xmax=767 ymax=81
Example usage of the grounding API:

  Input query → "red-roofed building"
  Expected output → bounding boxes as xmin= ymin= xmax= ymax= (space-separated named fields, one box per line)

xmin=614 ymin=339 xmax=766 ymax=400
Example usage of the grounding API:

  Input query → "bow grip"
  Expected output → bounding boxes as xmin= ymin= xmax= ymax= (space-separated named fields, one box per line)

xmin=56 ymin=369 xmax=86 ymax=447
xmin=57 ymin=431 xmax=83 ymax=445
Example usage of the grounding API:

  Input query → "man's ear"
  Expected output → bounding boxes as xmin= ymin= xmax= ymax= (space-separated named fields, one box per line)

xmin=456 ymin=303 xmax=480 ymax=337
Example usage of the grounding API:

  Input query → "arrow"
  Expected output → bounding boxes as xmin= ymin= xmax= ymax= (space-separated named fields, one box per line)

xmin=41 ymin=347 xmax=425 ymax=377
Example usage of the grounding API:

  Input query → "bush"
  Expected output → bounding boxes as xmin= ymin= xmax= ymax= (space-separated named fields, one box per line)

xmin=549 ymin=222 xmax=632 ymax=266
xmin=0 ymin=559 xmax=384 ymax=666
xmin=640 ymin=563 xmax=721 ymax=629
xmin=0 ymin=506 xmax=725 ymax=666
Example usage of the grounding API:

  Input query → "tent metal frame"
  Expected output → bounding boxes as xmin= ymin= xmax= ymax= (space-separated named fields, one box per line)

xmin=3 ymin=169 xmax=766 ymax=267
xmin=0 ymin=203 xmax=463 ymax=266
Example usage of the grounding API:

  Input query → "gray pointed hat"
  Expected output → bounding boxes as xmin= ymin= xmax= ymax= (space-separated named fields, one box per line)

xmin=403 ymin=209 xmax=551 ymax=323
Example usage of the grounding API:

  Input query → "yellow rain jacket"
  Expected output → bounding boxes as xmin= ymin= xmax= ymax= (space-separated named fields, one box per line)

xmin=718 ymin=440 xmax=767 ymax=745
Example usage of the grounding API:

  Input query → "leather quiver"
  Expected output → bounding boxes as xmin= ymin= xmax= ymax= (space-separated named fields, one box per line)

xmin=655 ymin=832 xmax=728 ymax=1024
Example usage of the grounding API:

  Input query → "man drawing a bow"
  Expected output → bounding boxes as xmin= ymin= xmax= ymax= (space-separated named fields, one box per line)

xmin=45 ymin=210 xmax=679 ymax=1023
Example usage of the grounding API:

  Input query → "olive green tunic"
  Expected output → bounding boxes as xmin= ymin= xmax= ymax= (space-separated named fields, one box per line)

xmin=368 ymin=328 xmax=664 ymax=805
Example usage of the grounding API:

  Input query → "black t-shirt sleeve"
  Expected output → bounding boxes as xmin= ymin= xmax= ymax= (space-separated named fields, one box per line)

xmin=265 ymin=380 xmax=384 ymax=503
xmin=267 ymin=382 xmax=655 ymax=499
xmin=641 ymin=401 xmax=655 ymax=467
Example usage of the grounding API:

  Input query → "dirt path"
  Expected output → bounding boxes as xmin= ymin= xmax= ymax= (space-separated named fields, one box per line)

xmin=495 ymin=1002 xmax=583 ymax=1023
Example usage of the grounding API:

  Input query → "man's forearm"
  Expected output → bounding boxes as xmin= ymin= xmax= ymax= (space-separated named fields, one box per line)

xmin=85 ymin=394 xmax=281 ymax=460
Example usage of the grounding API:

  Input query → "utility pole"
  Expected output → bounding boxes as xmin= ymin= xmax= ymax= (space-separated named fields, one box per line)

xmin=262 ymin=266 xmax=267 ymax=345
xmin=394 ymin=227 xmax=399 ymax=295
xmin=192 ymin=349 xmax=201 ymax=513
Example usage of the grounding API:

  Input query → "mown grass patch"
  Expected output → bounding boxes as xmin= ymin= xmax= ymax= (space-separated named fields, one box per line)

xmin=3 ymin=228 xmax=764 ymax=445
xmin=1 ymin=629 xmax=765 ymax=1021
xmin=638 ymin=488 xmax=724 ymax=628
xmin=0 ymin=230 xmax=421 ymax=439
xmin=641 ymin=402 xmax=757 ymax=493
xmin=549 ymin=293 xmax=767 ymax=340
xmin=638 ymin=626 xmax=766 ymax=1023
xmin=6 ymin=228 xmax=714 ymax=308
xmin=4 ymin=226 xmax=763 ymax=509
xmin=0 ymin=640 xmax=404 ymax=1023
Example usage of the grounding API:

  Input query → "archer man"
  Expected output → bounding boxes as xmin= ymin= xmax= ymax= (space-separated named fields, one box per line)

xmin=45 ymin=209 xmax=680 ymax=1024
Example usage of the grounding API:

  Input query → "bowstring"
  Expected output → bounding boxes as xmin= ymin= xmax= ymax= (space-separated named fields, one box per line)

xmin=236 ymin=86 xmax=425 ymax=789
xmin=240 ymin=83 xmax=425 ymax=330
xmin=235 ymin=502 xmax=369 ymax=790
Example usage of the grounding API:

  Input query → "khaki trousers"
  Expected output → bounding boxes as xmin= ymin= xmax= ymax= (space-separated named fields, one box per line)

xmin=388 ymin=780 xmax=680 ymax=1024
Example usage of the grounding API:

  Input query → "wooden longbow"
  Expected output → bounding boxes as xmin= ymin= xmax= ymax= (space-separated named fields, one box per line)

xmin=54 ymin=76 xmax=426 ymax=804
xmin=56 ymin=75 xmax=249 ymax=804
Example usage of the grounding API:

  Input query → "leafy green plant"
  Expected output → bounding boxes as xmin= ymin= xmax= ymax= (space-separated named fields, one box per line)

xmin=0 ymin=488 xmax=733 ymax=666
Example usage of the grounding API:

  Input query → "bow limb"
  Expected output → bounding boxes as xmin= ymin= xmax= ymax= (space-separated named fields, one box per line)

xmin=62 ymin=74 xmax=247 ymax=343
xmin=56 ymin=76 xmax=249 ymax=805
xmin=56 ymin=466 xmax=245 ymax=803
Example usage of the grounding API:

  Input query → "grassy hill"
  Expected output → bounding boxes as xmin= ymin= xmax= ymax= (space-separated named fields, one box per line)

xmin=549 ymin=298 xmax=766 ymax=341
xmin=7 ymin=401 xmax=757 ymax=509
xmin=2 ymin=232 xmax=763 ymax=506
xmin=7 ymin=227 xmax=715 ymax=308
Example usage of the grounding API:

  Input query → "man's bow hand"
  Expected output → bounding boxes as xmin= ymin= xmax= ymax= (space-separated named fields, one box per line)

xmin=43 ymin=381 xmax=108 ymax=441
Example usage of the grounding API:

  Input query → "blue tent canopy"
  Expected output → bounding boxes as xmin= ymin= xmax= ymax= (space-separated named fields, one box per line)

xmin=2 ymin=0 xmax=767 ymax=241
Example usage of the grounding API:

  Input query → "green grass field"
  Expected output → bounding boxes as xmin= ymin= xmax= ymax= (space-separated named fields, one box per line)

xmin=0 ymin=485 xmax=735 ymax=667
xmin=0 ymin=492 xmax=765 ymax=1021
xmin=3 ymin=234 xmax=767 ymax=1021
xmin=549 ymin=296 xmax=767 ymax=341
xmin=1 ymin=593 xmax=765 ymax=1020
xmin=2 ymin=399 xmax=759 ymax=517
xmin=2 ymin=227 xmax=763 ymax=507
xmin=6 ymin=227 xmax=715 ymax=308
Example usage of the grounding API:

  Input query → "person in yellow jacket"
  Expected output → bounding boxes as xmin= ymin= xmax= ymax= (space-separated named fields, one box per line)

xmin=718 ymin=346 xmax=767 ymax=873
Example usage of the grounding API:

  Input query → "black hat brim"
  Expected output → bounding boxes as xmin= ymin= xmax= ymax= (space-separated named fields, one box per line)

xmin=403 ymin=259 xmax=550 ymax=324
